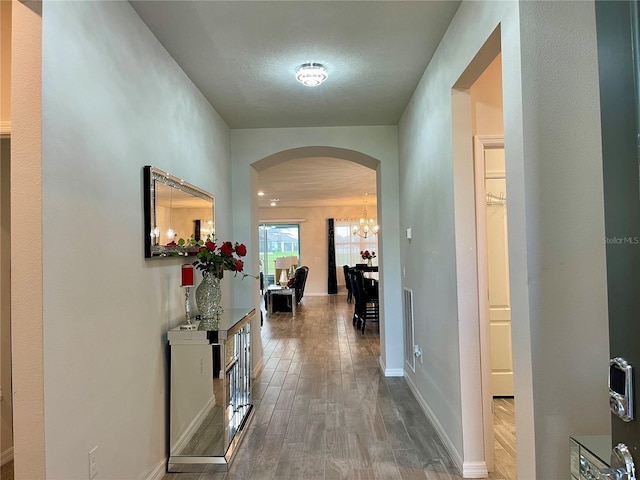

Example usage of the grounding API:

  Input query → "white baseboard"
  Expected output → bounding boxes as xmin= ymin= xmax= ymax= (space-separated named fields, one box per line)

xmin=378 ymin=356 xmax=386 ymax=374
xmin=404 ymin=374 xmax=464 ymax=476
xmin=146 ymin=458 xmax=166 ymax=480
xmin=1 ymin=447 xmax=13 ymax=466
xmin=462 ymin=461 xmax=489 ymax=478
xmin=378 ymin=356 xmax=404 ymax=377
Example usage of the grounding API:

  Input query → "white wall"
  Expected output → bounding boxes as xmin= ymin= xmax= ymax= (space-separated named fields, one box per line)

xmin=518 ymin=1 xmax=610 ymax=475
xmin=470 ymin=54 xmax=503 ymax=136
xmin=259 ymin=205 xmax=372 ymax=296
xmin=11 ymin=2 xmax=45 ymax=477
xmin=1 ymin=0 xmax=10 ymax=132
xmin=0 ymin=138 xmax=12 ymax=463
xmin=38 ymin=2 xmax=232 ymax=478
xmin=399 ymin=1 xmax=609 ymax=478
xmin=0 ymin=5 xmax=10 ymax=453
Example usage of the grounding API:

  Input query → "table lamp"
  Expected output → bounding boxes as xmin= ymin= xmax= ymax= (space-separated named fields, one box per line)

xmin=275 ymin=257 xmax=291 ymax=285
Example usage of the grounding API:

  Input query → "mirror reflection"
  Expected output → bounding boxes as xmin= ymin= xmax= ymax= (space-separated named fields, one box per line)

xmin=167 ymin=310 xmax=254 ymax=471
xmin=169 ymin=334 xmax=251 ymax=459
xmin=144 ymin=166 xmax=215 ymax=258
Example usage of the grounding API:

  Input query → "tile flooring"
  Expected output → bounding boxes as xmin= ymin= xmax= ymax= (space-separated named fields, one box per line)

xmin=163 ymin=295 xmax=516 ymax=480
xmin=0 ymin=458 xmax=13 ymax=480
xmin=0 ymin=296 xmax=514 ymax=480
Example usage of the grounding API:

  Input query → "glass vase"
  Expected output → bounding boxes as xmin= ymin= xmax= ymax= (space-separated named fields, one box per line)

xmin=195 ymin=271 xmax=223 ymax=329
xmin=367 ymin=258 xmax=373 ymax=267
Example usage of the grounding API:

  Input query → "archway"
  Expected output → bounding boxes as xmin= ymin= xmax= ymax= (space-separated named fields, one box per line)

xmin=229 ymin=135 xmax=404 ymax=379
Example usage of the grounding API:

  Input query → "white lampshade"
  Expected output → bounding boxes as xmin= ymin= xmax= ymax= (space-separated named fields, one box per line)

xmin=275 ymin=257 xmax=292 ymax=269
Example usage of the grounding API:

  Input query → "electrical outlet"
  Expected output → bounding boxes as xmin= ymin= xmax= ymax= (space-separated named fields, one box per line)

xmin=89 ymin=446 xmax=98 ymax=479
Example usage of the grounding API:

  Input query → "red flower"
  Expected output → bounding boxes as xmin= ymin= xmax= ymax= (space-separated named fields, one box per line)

xmin=361 ymin=249 xmax=376 ymax=260
xmin=173 ymin=234 xmax=256 ymax=281
xmin=236 ymin=243 xmax=247 ymax=257
xmin=220 ymin=241 xmax=234 ymax=255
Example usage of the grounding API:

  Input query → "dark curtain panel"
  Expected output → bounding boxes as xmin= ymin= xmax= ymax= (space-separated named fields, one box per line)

xmin=327 ymin=218 xmax=338 ymax=294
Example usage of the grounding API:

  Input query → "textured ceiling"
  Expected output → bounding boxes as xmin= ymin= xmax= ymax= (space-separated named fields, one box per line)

xmin=131 ymin=1 xmax=461 ymax=129
xmin=131 ymin=0 xmax=461 ymax=206
xmin=257 ymin=157 xmax=376 ymax=208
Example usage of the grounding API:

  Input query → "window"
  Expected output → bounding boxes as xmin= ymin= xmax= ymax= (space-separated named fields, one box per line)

xmin=258 ymin=223 xmax=300 ymax=286
xmin=334 ymin=219 xmax=378 ymax=268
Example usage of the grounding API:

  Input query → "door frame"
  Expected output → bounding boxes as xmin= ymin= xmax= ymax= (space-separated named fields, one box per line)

xmin=473 ymin=134 xmax=505 ymax=472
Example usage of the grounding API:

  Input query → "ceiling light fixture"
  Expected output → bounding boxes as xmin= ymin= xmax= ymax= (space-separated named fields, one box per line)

xmin=295 ymin=62 xmax=328 ymax=87
xmin=352 ymin=201 xmax=379 ymax=239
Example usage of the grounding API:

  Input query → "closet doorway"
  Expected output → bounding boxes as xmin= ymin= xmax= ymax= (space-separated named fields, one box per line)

xmin=474 ymin=135 xmax=516 ymax=478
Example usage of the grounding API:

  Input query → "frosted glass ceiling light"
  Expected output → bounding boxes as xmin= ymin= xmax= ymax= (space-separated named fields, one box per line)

xmin=295 ymin=63 xmax=328 ymax=87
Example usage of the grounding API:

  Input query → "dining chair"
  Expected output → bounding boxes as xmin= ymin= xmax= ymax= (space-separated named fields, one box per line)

xmin=350 ymin=269 xmax=379 ymax=333
xmin=293 ymin=266 xmax=309 ymax=303
xmin=343 ymin=265 xmax=352 ymax=303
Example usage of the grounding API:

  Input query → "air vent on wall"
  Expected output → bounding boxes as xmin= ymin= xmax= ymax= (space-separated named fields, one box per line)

xmin=403 ymin=288 xmax=415 ymax=373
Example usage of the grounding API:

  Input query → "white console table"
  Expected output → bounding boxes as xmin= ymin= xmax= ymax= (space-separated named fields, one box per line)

xmin=167 ymin=308 xmax=254 ymax=472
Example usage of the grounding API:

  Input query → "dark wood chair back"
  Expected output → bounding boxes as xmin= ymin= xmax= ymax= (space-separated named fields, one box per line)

xmin=350 ymin=269 xmax=379 ymax=333
xmin=293 ymin=266 xmax=309 ymax=303
xmin=343 ymin=265 xmax=352 ymax=303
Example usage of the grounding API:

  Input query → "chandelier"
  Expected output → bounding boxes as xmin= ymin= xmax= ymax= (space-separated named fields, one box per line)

xmin=352 ymin=203 xmax=379 ymax=238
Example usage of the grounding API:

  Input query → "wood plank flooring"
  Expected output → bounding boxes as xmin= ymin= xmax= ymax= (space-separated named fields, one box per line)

xmin=0 ymin=459 xmax=13 ymax=480
xmin=492 ymin=398 xmax=517 ymax=480
xmin=0 ymin=296 xmax=516 ymax=480
xmin=163 ymin=295 xmax=517 ymax=480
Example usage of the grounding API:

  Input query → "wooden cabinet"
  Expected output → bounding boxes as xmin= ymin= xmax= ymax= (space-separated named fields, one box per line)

xmin=167 ymin=308 xmax=254 ymax=472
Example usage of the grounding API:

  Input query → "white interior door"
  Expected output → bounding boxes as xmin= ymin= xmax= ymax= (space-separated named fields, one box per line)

xmin=484 ymin=148 xmax=514 ymax=397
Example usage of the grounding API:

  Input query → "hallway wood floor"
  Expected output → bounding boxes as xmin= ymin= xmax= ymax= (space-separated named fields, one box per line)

xmin=163 ymin=295 xmax=515 ymax=480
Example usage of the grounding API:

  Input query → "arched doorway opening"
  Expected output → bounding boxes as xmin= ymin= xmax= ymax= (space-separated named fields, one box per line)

xmin=229 ymin=130 xmax=404 ymax=379
xmin=236 ymin=143 xmax=404 ymax=378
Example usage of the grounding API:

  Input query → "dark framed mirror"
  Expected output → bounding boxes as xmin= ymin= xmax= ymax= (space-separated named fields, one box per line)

xmin=143 ymin=166 xmax=215 ymax=258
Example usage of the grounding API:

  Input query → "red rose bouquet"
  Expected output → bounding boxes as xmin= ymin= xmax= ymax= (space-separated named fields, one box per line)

xmin=360 ymin=250 xmax=376 ymax=260
xmin=176 ymin=235 xmax=254 ymax=280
